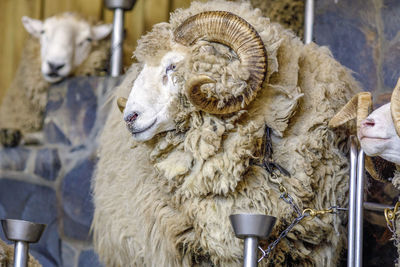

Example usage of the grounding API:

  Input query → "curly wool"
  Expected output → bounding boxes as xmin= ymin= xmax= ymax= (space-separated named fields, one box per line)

xmin=93 ymin=1 xmax=360 ymax=266
xmin=389 ymin=171 xmax=400 ymax=266
xmin=0 ymin=13 xmax=110 ymax=134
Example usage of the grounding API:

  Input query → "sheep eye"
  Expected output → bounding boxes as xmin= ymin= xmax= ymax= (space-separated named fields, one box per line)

xmin=86 ymin=37 xmax=93 ymax=42
xmin=166 ymin=64 xmax=176 ymax=74
xmin=40 ymin=30 xmax=45 ymax=34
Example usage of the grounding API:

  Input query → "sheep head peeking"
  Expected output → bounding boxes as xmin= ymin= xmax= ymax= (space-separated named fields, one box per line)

xmin=22 ymin=13 xmax=112 ymax=83
xmin=330 ymin=77 xmax=400 ymax=165
xmin=358 ymin=103 xmax=400 ymax=164
xmin=119 ymin=11 xmax=267 ymax=141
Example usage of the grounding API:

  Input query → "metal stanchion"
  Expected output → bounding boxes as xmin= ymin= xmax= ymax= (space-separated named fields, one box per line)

xmin=355 ymin=149 xmax=365 ymax=267
xmin=230 ymin=214 xmax=276 ymax=267
xmin=104 ymin=0 xmax=136 ymax=77
xmin=304 ymin=0 xmax=315 ymax=44
xmin=347 ymin=138 xmax=366 ymax=267
xmin=1 ymin=219 xmax=46 ymax=267
xmin=347 ymin=136 xmax=358 ymax=267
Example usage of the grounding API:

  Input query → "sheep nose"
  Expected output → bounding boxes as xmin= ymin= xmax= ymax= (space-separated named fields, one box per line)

xmin=48 ymin=61 xmax=65 ymax=72
xmin=362 ymin=118 xmax=375 ymax=128
xmin=125 ymin=112 xmax=139 ymax=123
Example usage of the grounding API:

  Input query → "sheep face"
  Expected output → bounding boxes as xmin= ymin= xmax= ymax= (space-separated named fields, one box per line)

xmin=359 ymin=103 xmax=400 ymax=164
xmin=122 ymin=11 xmax=268 ymax=142
xmin=124 ymin=50 xmax=187 ymax=141
xmin=22 ymin=14 xmax=112 ymax=83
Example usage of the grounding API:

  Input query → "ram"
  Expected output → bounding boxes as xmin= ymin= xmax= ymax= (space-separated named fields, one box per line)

xmin=0 ymin=12 xmax=111 ymax=147
xmin=93 ymin=1 xmax=361 ymax=266
xmin=330 ymin=78 xmax=400 ymax=264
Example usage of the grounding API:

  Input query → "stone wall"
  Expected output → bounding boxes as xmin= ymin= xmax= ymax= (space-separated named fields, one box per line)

xmin=0 ymin=76 xmax=121 ymax=267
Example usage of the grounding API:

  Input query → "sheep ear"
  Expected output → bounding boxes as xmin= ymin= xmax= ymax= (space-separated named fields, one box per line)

xmin=22 ymin=16 xmax=43 ymax=38
xmin=117 ymin=97 xmax=127 ymax=113
xmin=92 ymin=24 xmax=112 ymax=40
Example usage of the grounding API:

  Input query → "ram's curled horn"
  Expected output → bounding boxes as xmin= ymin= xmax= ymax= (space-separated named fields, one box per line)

xmin=390 ymin=77 xmax=400 ymax=136
xmin=328 ymin=92 xmax=372 ymax=130
xmin=174 ymin=11 xmax=267 ymax=114
xmin=117 ymin=97 xmax=127 ymax=113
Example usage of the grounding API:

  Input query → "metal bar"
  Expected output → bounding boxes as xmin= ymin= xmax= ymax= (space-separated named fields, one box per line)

xmin=304 ymin=0 xmax=315 ymax=44
xmin=347 ymin=136 xmax=358 ymax=267
xmin=364 ymin=202 xmax=394 ymax=212
xmin=13 ymin=242 xmax=28 ymax=267
xmin=355 ymin=149 xmax=365 ymax=267
xmin=243 ymin=237 xmax=258 ymax=267
xmin=110 ymin=8 xmax=125 ymax=76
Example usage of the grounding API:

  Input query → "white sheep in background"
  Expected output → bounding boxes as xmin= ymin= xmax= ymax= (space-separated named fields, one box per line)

xmin=93 ymin=1 xmax=361 ymax=266
xmin=329 ymin=83 xmax=400 ymax=165
xmin=0 ymin=12 xmax=112 ymax=147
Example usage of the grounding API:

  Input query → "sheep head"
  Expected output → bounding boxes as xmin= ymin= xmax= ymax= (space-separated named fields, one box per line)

xmin=22 ymin=13 xmax=112 ymax=83
xmin=329 ymin=77 xmax=400 ymax=165
xmin=121 ymin=11 xmax=267 ymax=141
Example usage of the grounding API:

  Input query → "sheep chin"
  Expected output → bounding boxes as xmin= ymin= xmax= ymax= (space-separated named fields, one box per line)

xmin=43 ymin=74 xmax=65 ymax=83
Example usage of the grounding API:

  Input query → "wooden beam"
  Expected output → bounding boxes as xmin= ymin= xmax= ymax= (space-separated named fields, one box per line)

xmin=0 ymin=0 xmax=42 ymax=103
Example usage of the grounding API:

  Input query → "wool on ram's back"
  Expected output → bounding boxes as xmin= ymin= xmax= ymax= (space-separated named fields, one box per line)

xmin=93 ymin=1 xmax=360 ymax=266
xmin=0 ymin=12 xmax=111 ymax=146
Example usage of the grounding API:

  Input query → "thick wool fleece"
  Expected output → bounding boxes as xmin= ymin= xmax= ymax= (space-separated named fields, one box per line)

xmin=93 ymin=1 xmax=361 ymax=266
xmin=0 ymin=14 xmax=110 ymax=135
xmin=0 ymin=239 xmax=41 ymax=267
xmin=389 ymin=171 xmax=400 ymax=266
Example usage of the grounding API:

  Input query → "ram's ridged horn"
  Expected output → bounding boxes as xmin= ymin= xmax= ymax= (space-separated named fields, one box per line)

xmin=174 ymin=11 xmax=267 ymax=114
xmin=390 ymin=77 xmax=400 ymax=136
xmin=328 ymin=92 xmax=372 ymax=130
xmin=117 ymin=97 xmax=127 ymax=113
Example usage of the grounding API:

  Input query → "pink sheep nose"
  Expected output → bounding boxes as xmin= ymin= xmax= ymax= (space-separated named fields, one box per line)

xmin=124 ymin=112 xmax=139 ymax=123
xmin=362 ymin=118 xmax=375 ymax=128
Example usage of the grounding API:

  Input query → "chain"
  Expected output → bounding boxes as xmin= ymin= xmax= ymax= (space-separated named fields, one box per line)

xmin=258 ymin=191 xmax=305 ymax=262
xmin=258 ymin=170 xmax=347 ymax=262
xmin=385 ymin=202 xmax=400 ymax=249
xmin=254 ymin=126 xmax=346 ymax=263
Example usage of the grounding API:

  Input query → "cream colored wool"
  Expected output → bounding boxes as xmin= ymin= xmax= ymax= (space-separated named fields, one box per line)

xmin=389 ymin=171 xmax=400 ymax=266
xmin=0 ymin=239 xmax=41 ymax=267
xmin=0 ymin=13 xmax=110 ymax=137
xmin=92 ymin=1 xmax=361 ymax=266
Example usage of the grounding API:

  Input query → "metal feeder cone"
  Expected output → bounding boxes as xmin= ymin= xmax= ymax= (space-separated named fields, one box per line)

xmin=1 ymin=219 xmax=46 ymax=267
xmin=230 ymin=214 xmax=276 ymax=267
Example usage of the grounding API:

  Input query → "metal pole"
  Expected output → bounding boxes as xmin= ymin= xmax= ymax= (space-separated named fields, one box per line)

xmin=304 ymin=0 xmax=315 ymax=44
xmin=14 ymin=242 xmax=28 ymax=267
xmin=243 ymin=237 xmax=258 ymax=267
xmin=355 ymin=149 xmax=365 ymax=267
xmin=110 ymin=8 xmax=125 ymax=76
xmin=347 ymin=137 xmax=358 ymax=267
xmin=364 ymin=202 xmax=394 ymax=212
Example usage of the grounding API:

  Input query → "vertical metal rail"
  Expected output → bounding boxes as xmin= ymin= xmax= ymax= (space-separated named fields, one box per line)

xmin=347 ymin=137 xmax=358 ymax=267
xmin=104 ymin=0 xmax=136 ymax=76
xmin=243 ymin=237 xmax=258 ymax=267
xmin=354 ymin=149 xmax=365 ymax=267
xmin=110 ymin=8 xmax=125 ymax=77
xmin=14 ymin=241 xmax=29 ymax=267
xmin=304 ymin=0 xmax=315 ymax=44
